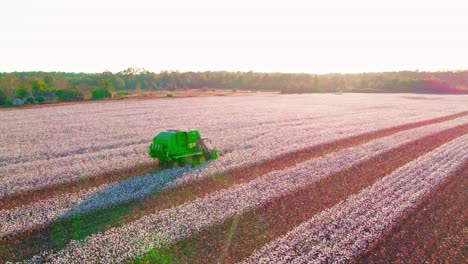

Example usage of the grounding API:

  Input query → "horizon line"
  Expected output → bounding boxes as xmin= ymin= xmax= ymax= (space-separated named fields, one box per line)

xmin=1 ymin=68 xmax=468 ymax=75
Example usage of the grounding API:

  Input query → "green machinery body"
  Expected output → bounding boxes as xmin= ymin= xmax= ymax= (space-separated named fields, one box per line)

xmin=149 ymin=129 xmax=218 ymax=168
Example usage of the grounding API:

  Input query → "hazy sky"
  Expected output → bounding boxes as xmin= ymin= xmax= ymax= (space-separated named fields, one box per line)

xmin=1 ymin=0 xmax=467 ymax=73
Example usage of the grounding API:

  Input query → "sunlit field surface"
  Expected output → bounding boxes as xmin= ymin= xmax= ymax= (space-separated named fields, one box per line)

xmin=1 ymin=93 xmax=467 ymax=263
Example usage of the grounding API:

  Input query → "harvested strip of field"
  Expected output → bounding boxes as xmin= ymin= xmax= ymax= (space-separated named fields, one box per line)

xmin=0 ymin=184 xmax=110 ymax=237
xmin=357 ymin=162 xmax=468 ymax=263
xmin=4 ymin=115 xmax=467 ymax=262
xmin=1 ymin=110 xmax=467 ymax=212
xmin=133 ymin=124 xmax=468 ymax=263
xmin=2 ymin=94 xmax=466 ymax=199
xmin=0 ymin=162 xmax=156 ymax=210
xmin=32 ymin=123 xmax=468 ymax=263
xmin=0 ymin=167 xmax=194 ymax=238
xmin=243 ymin=135 xmax=467 ymax=263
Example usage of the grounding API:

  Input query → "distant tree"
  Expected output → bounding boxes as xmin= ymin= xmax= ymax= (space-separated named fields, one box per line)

xmin=77 ymin=83 xmax=89 ymax=92
xmin=1 ymin=69 xmax=467 ymax=95
xmin=159 ymin=71 xmax=172 ymax=88
xmin=56 ymin=89 xmax=84 ymax=102
xmin=43 ymin=75 xmax=56 ymax=89
xmin=55 ymin=79 xmax=71 ymax=89
xmin=31 ymin=79 xmax=50 ymax=94
xmin=36 ymin=96 xmax=46 ymax=104
xmin=15 ymin=86 xmax=29 ymax=99
xmin=20 ymin=77 xmax=33 ymax=94
xmin=99 ymin=79 xmax=114 ymax=94
xmin=0 ymin=75 xmax=19 ymax=101
xmin=91 ymin=87 xmax=112 ymax=100
xmin=112 ymin=76 xmax=126 ymax=90
xmin=0 ymin=90 xmax=7 ymax=105
xmin=26 ymin=96 xmax=35 ymax=104
xmin=135 ymin=82 xmax=142 ymax=94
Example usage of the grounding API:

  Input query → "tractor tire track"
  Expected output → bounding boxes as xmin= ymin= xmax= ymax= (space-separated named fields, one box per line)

xmin=133 ymin=124 xmax=467 ymax=264
xmin=357 ymin=161 xmax=468 ymax=264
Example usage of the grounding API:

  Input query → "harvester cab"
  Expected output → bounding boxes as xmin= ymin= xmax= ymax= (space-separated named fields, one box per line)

xmin=149 ymin=129 xmax=218 ymax=169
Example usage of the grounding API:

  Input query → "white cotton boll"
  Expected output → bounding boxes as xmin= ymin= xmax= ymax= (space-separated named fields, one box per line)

xmin=242 ymin=134 xmax=467 ymax=263
xmin=30 ymin=118 xmax=468 ymax=262
xmin=2 ymin=94 xmax=466 ymax=198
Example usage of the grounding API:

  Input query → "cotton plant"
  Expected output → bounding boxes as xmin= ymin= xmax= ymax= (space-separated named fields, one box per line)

xmin=2 ymin=94 xmax=465 ymax=198
xmin=243 ymin=135 xmax=467 ymax=263
xmin=2 ymin=115 xmax=465 ymax=238
xmin=28 ymin=119 xmax=467 ymax=263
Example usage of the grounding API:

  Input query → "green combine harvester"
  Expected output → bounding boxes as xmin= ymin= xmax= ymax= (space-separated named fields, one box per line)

xmin=149 ymin=130 xmax=218 ymax=168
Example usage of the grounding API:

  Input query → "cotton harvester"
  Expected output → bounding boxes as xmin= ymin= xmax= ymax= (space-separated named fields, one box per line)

xmin=148 ymin=130 xmax=218 ymax=168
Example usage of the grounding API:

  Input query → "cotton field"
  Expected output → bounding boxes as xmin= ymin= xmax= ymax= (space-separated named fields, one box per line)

xmin=0 ymin=93 xmax=467 ymax=263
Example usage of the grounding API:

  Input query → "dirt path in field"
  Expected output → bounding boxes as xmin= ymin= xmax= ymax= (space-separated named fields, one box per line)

xmin=0 ymin=113 xmax=467 ymax=262
xmin=1 ymin=111 xmax=466 ymax=211
xmin=134 ymin=124 xmax=468 ymax=263
xmin=356 ymin=162 xmax=468 ymax=264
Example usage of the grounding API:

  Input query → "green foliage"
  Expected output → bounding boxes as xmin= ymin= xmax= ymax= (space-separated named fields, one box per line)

xmin=134 ymin=247 xmax=174 ymax=264
xmin=31 ymin=79 xmax=50 ymax=94
xmin=26 ymin=96 xmax=35 ymax=104
xmin=43 ymin=75 xmax=55 ymax=88
xmin=52 ymin=202 xmax=138 ymax=250
xmin=166 ymin=93 xmax=173 ymax=97
xmin=0 ymin=90 xmax=6 ymax=105
xmin=116 ymin=91 xmax=131 ymax=95
xmin=56 ymin=89 xmax=84 ymax=102
xmin=91 ymin=87 xmax=112 ymax=100
xmin=1 ymin=70 xmax=467 ymax=96
xmin=36 ymin=96 xmax=46 ymax=104
xmin=15 ymin=86 xmax=29 ymax=99
xmin=99 ymin=79 xmax=114 ymax=93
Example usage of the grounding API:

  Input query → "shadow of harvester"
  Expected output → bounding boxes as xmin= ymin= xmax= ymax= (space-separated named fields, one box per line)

xmin=54 ymin=163 xmax=209 ymax=247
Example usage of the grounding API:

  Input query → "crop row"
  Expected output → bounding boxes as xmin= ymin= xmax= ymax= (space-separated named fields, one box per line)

xmin=358 ymin=162 xmax=467 ymax=263
xmin=30 ymin=117 xmax=468 ymax=263
xmin=3 ymin=115 xmax=466 ymax=238
xmin=2 ymin=94 xmax=466 ymax=198
xmin=131 ymin=123 xmax=468 ymax=263
xmin=0 ymin=109 xmax=427 ymax=199
xmin=2 ymin=93 xmax=455 ymax=163
xmin=243 ymin=134 xmax=467 ymax=263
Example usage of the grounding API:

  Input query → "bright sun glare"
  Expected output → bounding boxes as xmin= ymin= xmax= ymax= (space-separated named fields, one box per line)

xmin=1 ymin=0 xmax=467 ymax=73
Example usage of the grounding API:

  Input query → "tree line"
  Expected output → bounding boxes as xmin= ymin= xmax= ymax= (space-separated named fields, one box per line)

xmin=0 ymin=68 xmax=467 ymax=106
